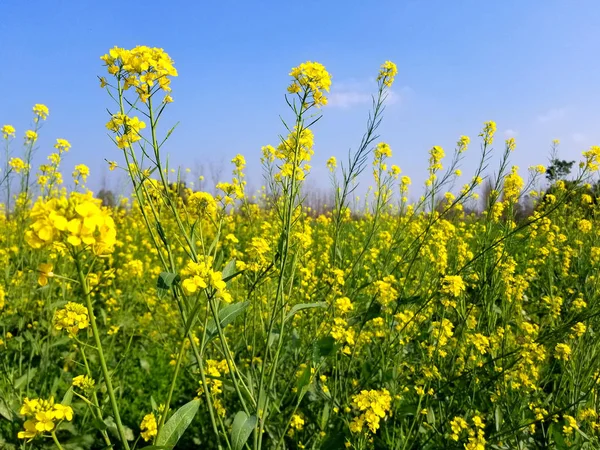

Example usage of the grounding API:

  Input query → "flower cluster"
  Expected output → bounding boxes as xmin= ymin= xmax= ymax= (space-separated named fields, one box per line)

xmin=101 ymin=46 xmax=178 ymax=103
xmin=53 ymin=302 xmax=89 ymax=336
xmin=377 ymin=60 xmax=398 ymax=87
xmin=32 ymin=104 xmax=49 ymax=121
xmin=197 ymin=359 xmax=230 ymax=417
xmin=26 ymin=191 xmax=117 ymax=255
xmin=18 ymin=397 xmax=73 ymax=440
xmin=72 ymin=374 xmax=95 ymax=391
xmin=180 ymin=258 xmax=232 ymax=303
xmin=187 ymin=191 xmax=218 ymax=219
xmin=106 ymin=113 xmax=147 ymax=149
xmin=2 ymin=124 xmax=16 ymax=139
xmin=263 ymin=126 xmax=316 ymax=182
xmin=349 ymin=388 xmax=392 ymax=433
xmin=503 ymin=166 xmax=524 ymax=202
xmin=140 ymin=412 xmax=158 ymax=441
xmin=287 ymin=61 xmax=331 ymax=108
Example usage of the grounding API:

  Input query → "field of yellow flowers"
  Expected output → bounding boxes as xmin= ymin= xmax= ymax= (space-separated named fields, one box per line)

xmin=2 ymin=46 xmax=600 ymax=450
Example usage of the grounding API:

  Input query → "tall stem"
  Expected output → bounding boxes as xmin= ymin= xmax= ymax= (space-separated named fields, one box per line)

xmin=75 ymin=256 xmax=130 ymax=450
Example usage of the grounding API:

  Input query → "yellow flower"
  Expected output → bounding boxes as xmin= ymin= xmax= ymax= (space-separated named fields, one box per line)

xmin=54 ymin=302 xmax=89 ymax=336
xmin=441 ymin=275 xmax=466 ymax=298
xmin=140 ymin=412 xmax=158 ymax=441
xmin=37 ymin=263 xmax=54 ymax=286
xmin=33 ymin=104 xmax=50 ymax=121
xmin=480 ymin=121 xmax=497 ymax=146
xmin=351 ymin=389 xmax=392 ymax=434
xmin=25 ymin=130 xmax=38 ymax=143
xmin=1 ymin=125 xmax=16 ymax=139
xmin=377 ymin=61 xmax=398 ymax=87
xmin=34 ymin=411 xmax=55 ymax=432
xmin=555 ymin=343 xmax=572 ymax=361
xmin=290 ymin=414 xmax=305 ymax=430
xmin=55 ymin=139 xmax=71 ymax=152
xmin=9 ymin=157 xmax=29 ymax=174
xmin=52 ymin=404 xmax=74 ymax=421
xmin=72 ymin=374 xmax=95 ymax=391
xmin=288 ymin=61 xmax=331 ymax=108
xmin=326 ymin=156 xmax=337 ymax=172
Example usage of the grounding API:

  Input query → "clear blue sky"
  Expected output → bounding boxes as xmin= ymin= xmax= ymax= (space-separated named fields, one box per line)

xmin=2 ymin=0 xmax=600 ymax=197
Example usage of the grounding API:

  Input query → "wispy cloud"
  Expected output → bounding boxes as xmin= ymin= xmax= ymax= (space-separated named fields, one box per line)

xmin=327 ymin=79 xmax=403 ymax=109
xmin=571 ymin=132 xmax=586 ymax=144
xmin=327 ymin=90 xmax=372 ymax=108
xmin=536 ymin=107 xmax=567 ymax=124
xmin=504 ymin=129 xmax=518 ymax=138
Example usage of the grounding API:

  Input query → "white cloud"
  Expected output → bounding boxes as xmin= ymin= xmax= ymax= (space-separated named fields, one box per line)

xmin=327 ymin=90 xmax=372 ymax=108
xmin=504 ymin=129 xmax=518 ymax=138
xmin=536 ymin=107 xmax=567 ymax=124
xmin=571 ymin=132 xmax=586 ymax=144
xmin=326 ymin=79 xmax=403 ymax=109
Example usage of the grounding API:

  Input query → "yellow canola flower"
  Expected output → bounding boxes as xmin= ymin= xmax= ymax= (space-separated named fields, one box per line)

xmin=377 ymin=61 xmax=398 ymax=87
xmin=54 ymin=302 xmax=89 ymax=336
xmin=288 ymin=61 xmax=331 ymax=108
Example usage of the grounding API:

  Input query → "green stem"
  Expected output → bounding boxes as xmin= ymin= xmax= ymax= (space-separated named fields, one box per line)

xmin=75 ymin=256 xmax=130 ymax=450
xmin=79 ymin=347 xmax=112 ymax=447
xmin=155 ymin=335 xmax=187 ymax=441
xmin=51 ymin=431 xmax=64 ymax=450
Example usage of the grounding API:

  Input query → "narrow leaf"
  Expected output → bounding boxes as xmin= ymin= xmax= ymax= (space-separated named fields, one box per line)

xmin=285 ymin=302 xmax=327 ymax=323
xmin=206 ymin=301 xmax=250 ymax=339
xmin=231 ymin=411 xmax=257 ymax=450
xmin=156 ymin=399 xmax=200 ymax=447
xmin=157 ymin=272 xmax=179 ymax=290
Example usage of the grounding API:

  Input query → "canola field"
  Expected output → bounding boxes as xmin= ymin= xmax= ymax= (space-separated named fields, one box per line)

xmin=2 ymin=46 xmax=600 ymax=450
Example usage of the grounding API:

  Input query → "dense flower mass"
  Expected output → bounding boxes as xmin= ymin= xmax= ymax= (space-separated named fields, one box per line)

xmin=25 ymin=192 xmax=117 ymax=255
xmin=18 ymin=397 xmax=73 ymax=440
xmin=288 ymin=61 xmax=331 ymax=107
xmin=4 ymin=49 xmax=600 ymax=450
xmin=53 ymin=302 xmax=89 ymax=335
xmin=350 ymin=389 xmax=392 ymax=433
xmin=100 ymin=46 xmax=177 ymax=103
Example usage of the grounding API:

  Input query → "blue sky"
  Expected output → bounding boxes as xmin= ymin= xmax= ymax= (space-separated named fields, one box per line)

xmin=2 ymin=0 xmax=600 ymax=198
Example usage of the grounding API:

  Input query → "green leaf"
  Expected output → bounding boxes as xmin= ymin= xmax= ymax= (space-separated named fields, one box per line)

xmin=222 ymin=259 xmax=237 ymax=281
xmin=285 ymin=302 xmax=327 ymax=323
xmin=313 ymin=336 xmax=337 ymax=359
xmin=320 ymin=402 xmax=330 ymax=430
xmin=157 ymin=272 xmax=179 ymax=290
xmin=296 ymin=365 xmax=311 ymax=396
xmin=92 ymin=417 xmax=108 ymax=432
xmin=156 ymin=399 xmax=200 ymax=447
xmin=14 ymin=368 xmax=37 ymax=389
xmin=549 ymin=422 xmax=568 ymax=449
xmin=231 ymin=411 xmax=257 ymax=450
xmin=0 ymin=397 xmax=14 ymax=421
xmin=206 ymin=301 xmax=250 ymax=340
xmin=105 ymin=416 xmax=134 ymax=441
xmin=494 ymin=405 xmax=503 ymax=432
xmin=62 ymin=387 xmax=74 ymax=406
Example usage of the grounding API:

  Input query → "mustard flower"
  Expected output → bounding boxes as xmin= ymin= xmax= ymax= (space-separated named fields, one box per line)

xmin=288 ymin=61 xmax=331 ymax=108
xmin=140 ymin=412 xmax=158 ymax=441
xmin=32 ymin=104 xmax=49 ymax=121
xmin=480 ymin=121 xmax=497 ymax=146
xmin=53 ymin=302 xmax=89 ymax=336
xmin=25 ymin=130 xmax=38 ymax=143
xmin=377 ymin=61 xmax=398 ymax=87
xmin=1 ymin=125 xmax=16 ymax=139
xmin=555 ymin=343 xmax=572 ymax=361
